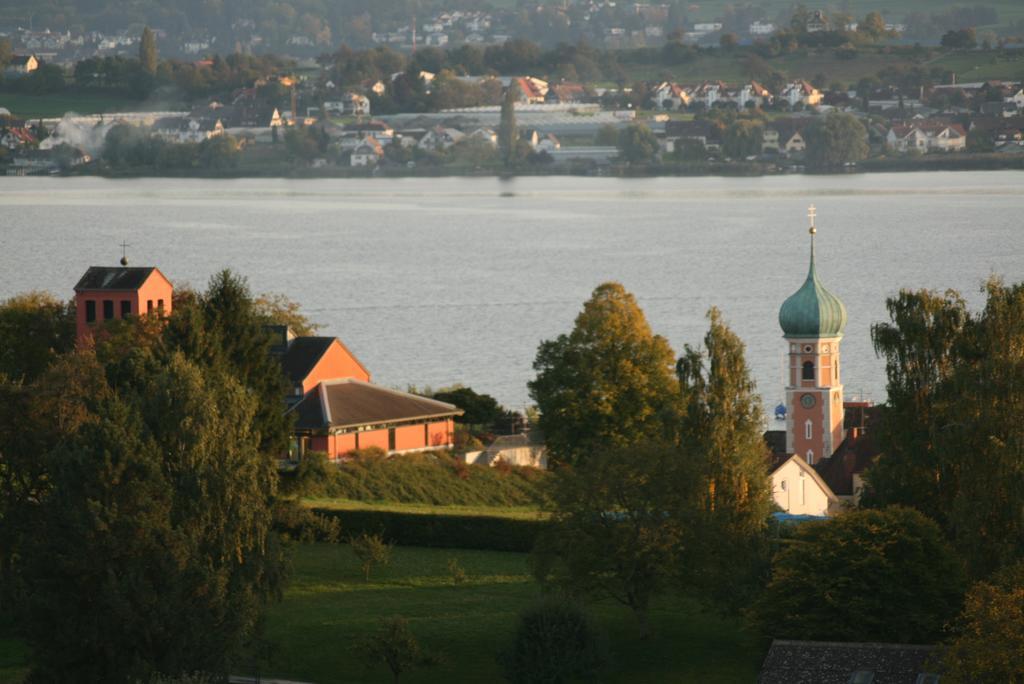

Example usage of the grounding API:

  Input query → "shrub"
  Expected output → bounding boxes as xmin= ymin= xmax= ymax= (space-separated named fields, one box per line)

xmin=356 ymin=616 xmax=437 ymax=683
xmin=286 ymin=451 xmax=335 ymax=497
xmin=350 ymin=531 xmax=393 ymax=580
xmin=447 ymin=557 xmax=467 ymax=585
xmin=752 ymin=507 xmax=965 ymax=643
xmin=501 ymin=598 xmax=606 ymax=684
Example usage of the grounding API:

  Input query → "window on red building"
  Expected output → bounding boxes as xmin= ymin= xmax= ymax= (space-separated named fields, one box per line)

xmin=147 ymin=300 xmax=154 ymax=314
xmin=85 ymin=300 xmax=96 ymax=323
xmin=120 ymin=301 xmax=131 ymax=318
xmin=103 ymin=300 xmax=114 ymax=320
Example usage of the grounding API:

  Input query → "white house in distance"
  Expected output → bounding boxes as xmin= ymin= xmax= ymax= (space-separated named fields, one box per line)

xmin=886 ymin=122 xmax=967 ymax=153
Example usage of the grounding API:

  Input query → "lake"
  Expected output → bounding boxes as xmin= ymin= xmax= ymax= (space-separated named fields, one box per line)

xmin=1 ymin=172 xmax=1021 ymax=413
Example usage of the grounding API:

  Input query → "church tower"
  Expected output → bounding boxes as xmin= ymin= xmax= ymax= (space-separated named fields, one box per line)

xmin=778 ymin=207 xmax=847 ymax=465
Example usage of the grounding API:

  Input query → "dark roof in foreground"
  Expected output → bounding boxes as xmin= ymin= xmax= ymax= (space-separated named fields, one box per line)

xmin=279 ymin=336 xmax=335 ymax=385
xmin=289 ymin=379 xmax=463 ymax=430
xmin=74 ymin=267 xmax=158 ymax=291
xmin=758 ymin=639 xmax=938 ymax=684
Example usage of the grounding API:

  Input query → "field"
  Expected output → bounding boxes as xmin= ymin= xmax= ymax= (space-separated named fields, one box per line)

xmin=261 ymin=543 xmax=766 ymax=683
xmin=0 ymin=92 xmax=140 ymax=119
xmin=622 ymin=48 xmax=1024 ymax=88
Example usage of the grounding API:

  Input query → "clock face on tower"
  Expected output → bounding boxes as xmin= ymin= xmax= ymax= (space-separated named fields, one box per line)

xmin=800 ymin=393 xmax=816 ymax=409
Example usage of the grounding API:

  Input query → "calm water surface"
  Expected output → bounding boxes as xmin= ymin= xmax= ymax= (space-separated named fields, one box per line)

xmin=1 ymin=172 xmax=1021 ymax=412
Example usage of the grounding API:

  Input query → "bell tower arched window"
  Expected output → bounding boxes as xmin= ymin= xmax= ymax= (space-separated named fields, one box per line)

xmin=802 ymin=360 xmax=815 ymax=380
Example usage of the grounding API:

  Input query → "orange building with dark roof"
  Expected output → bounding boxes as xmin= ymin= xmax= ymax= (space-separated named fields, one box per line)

xmin=74 ymin=265 xmax=173 ymax=344
xmin=273 ymin=328 xmax=461 ymax=460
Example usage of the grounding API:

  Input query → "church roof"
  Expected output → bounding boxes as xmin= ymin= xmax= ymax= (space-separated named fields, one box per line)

xmin=74 ymin=266 xmax=160 ymax=291
xmin=779 ymin=226 xmax=847 ymax=339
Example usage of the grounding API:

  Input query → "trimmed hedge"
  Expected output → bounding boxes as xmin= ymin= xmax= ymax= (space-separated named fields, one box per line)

xmin=310 ymin=507 xmax=548 ymax=552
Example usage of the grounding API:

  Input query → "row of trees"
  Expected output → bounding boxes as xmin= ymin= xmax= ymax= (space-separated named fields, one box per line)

xmin=523 ymin=279 xmax=1024 ymax=676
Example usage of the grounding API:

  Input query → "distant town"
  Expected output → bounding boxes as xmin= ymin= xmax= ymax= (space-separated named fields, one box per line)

xmin=2 ymin=6 xmax=1024 ymax=176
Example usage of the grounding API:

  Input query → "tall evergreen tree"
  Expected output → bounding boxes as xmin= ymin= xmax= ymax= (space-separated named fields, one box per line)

xmin=499 ymin=81 xmax=520 ymax=167
xmin=164 ymin=270 xmax=291 ymax=456
xmin=676 ymin=307 xmax=772 ymax=605
xmin=139 ymin=27 xmax=158 ymax=75
xmin=529 ymin=282 xmax=679 ymax=466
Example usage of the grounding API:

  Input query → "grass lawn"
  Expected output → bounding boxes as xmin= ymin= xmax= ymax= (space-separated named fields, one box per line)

xmin=0 ymin=92 xmax=143 ymax=119
xmin=304 ymin=498 xmax=546 ymax=520
xmin=930 ymin=51 xmax=1024 ymax=81
xmin=261 ymin=543 xmax=766 ymax=683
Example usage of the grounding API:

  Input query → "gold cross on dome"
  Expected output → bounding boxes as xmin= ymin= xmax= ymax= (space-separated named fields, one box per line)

xmin=807 ymin=205 xmax=817 ymax=234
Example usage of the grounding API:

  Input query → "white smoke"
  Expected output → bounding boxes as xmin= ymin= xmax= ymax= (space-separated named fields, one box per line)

xmin=39 ymin=113 xmax=118 ymax=156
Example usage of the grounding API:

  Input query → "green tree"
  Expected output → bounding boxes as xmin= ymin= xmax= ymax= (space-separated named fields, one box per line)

xmin=529 ymin=282 xmax=679 ymax=466
xmin=253 ymin=292 xmax=320 ymax=335
xmin=752 ymin=507 xmax=965 ymax=643
xmin=431 ymin=386 xmax=506 ymax=428
xmin=532 ymin=443 xmax=691 ymax=637
xmin=804 ymin=111 xmax=869 ymax=170
xmin=857 ymin=12 xmax=887 ymax=41
xmin=499 ymin=81 xmax=520 ymax=167
xmin=861 ymin=289 xmax=969 ymax=527
xmin=941 ymin=561 xmax=1024 ymax=682
xmin=676 ymin=308 xmax=772 ymax=605
xmin=616 ymin=123 xmax=659 ymax=164
xmin=594 ymin=123 xmax=619 ymax=146
xmin=198 ymin=134 xmax=240 ymax=169
xmin=163 ymin=270 xmax=292 ymax=456
xmin=0 ymin=291 xmax=75 ymax=383
xmin=139 ymin=27 xmax=158 ymax=75
xmin=864 ymin=280 xmax=1024 ymax=577
xmin=19 ymin=351 xmax=286 ymax=681
xmin=723 ymin=120 xmax=764 ymax=159
xmin=941 ymin=28 xmax=977 ymax=50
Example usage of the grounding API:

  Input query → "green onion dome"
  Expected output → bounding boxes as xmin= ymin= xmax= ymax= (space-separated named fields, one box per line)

xmin=779 ymin=231 xmax=847 ymax=339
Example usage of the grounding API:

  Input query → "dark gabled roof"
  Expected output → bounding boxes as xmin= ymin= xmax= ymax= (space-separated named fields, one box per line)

xmin=74 ymin=267 xmax=158 ymax=291
xmin=758 ymin=639 xmax=938 ymax=684
xmin=814 ymin=428 xmax=881 ymax=497
xmin=279 ymin=336 xmax=335 ymax=385
xmin=288 ymin=379 xmax=463 ymax=431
